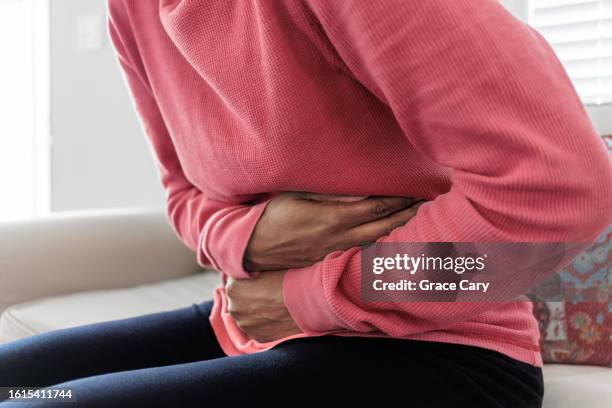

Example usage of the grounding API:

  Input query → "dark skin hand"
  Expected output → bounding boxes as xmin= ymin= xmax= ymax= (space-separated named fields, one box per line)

xmin=226 ymin=192 xmax=425 ymax=342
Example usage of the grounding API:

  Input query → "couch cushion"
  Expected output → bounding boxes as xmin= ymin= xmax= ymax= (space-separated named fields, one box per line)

xmin=1 ymin=272 xmax=610 ymax=408
xmin=0 ymin=272 xmax=220 ymax=344
xmin=542 ymin=364 xmax=612 ymax=408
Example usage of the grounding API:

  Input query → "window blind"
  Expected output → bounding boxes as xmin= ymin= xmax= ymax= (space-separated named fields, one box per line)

xmin=529 ymin=0 xmax=612 ymax=105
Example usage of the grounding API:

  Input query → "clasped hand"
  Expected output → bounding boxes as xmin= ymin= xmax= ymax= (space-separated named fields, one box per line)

xmin=226 ymin=192 xmax=423 ymax=342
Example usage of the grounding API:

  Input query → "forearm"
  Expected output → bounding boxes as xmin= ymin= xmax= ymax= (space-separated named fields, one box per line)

xmin=284 ymin=194 xmax=607 ymax=335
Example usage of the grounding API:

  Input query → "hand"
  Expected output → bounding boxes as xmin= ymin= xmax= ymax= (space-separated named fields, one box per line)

xmin=244 ymin=192 xmax=425 ymax=272
xmin=226 ymin=271 xmax=300 ymax=342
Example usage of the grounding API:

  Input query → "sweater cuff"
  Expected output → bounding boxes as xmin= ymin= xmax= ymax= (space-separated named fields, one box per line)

xmin=283 ymin=262 xmax=345 ymax=334
xmin=201 ymin=200 xmax=271 ymax=280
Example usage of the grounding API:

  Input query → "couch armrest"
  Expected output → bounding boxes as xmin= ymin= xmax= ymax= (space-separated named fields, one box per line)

xmin=0 ymin=208 xmax=201 ymax=314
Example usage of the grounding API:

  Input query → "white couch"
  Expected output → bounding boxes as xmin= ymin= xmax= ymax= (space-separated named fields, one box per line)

xmin=0 ymin=209 xmax=610 ymax=407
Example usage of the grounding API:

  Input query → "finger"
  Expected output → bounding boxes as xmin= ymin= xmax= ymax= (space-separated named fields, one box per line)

xmin=294 ymin=192 xmax=369 ymax=202
xmin=332 ymin=196 xmax=418 ymax=227
xmin=341 ymin=201 xmax=427 ymax=245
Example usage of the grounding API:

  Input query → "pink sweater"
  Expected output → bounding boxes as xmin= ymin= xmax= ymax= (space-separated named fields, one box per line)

xmin=108 ymin=0 xmax=612 ymax=367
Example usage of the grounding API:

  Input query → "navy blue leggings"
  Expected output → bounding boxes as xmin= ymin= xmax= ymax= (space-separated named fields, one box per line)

xmin=0 ymin=301 xmax=543 ymax=407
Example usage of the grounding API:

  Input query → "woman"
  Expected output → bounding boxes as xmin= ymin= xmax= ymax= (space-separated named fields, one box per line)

xmin=1 ymin=0 xmax=610 ymax=406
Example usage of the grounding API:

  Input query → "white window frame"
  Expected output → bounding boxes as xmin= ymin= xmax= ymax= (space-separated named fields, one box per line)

xmin=0 ymin=0 xmax=51 ymax=219
xmin=32 ymin=0 xmax=51 ymax=216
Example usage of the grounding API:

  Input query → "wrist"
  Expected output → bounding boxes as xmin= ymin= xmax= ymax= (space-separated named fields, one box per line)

xmin=202 ymin=199 xmax=272 ymax=279
xmin=282 ymin=262 xmax=345 ymax=334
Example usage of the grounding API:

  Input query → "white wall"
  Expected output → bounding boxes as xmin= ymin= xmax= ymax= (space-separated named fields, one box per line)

xmin=50 ymin=0 xmax=164 ymax=211
xmin=502 ymin=0 xmax=528 ymax=19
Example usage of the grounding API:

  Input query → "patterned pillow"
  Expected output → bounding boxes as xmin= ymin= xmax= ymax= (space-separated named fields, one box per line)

xmin=532 ymin=135 xmax=611 ymax=366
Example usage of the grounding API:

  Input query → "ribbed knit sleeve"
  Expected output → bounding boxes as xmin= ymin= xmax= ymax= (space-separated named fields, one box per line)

xmin=108 ymin=2 xmax=267 ymax=279
xmin=284 ymin=0 xmax=612 ymax=334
